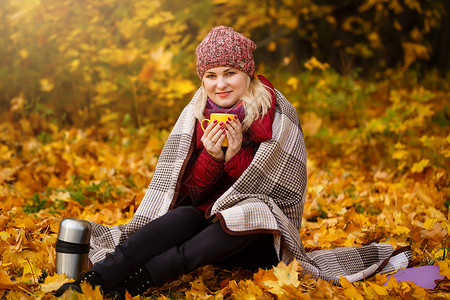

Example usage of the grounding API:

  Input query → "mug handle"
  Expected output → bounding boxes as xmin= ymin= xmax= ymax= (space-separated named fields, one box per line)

xmin=200 ymin=119 xmax=210 ymax=131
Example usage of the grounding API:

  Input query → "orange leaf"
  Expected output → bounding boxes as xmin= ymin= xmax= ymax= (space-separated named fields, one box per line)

xmin=420 ymin=223 xmax=446 ymax=248
xmin=0 ymin=270 xmax=27 ymax=291
xmin=437 ymin=260 xmax=450 ymax=279
xmin=40 ymin=273 xmax=72 ymax=293
xmin=339 ymin=276 xmax=364 ymax=300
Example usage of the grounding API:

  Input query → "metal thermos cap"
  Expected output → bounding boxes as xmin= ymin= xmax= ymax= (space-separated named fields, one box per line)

xmin=57 ymin=218 xmax=91 ymax=244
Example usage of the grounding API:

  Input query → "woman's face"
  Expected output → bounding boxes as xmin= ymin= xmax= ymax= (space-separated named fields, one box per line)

xmin=202 ymin=67 xmax=248 ymax=108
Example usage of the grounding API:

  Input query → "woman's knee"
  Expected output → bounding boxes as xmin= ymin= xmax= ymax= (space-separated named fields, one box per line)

xmin=167 ymin=206 xmax=204 ymax=224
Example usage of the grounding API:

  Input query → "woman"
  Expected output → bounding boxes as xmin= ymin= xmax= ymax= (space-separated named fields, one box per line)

xmin=56 ymin=26 xmax=410 ymax=298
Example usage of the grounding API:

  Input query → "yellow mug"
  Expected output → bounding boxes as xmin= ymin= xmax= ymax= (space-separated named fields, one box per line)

xmin=201 ymin=113 xmax=236 ymax=147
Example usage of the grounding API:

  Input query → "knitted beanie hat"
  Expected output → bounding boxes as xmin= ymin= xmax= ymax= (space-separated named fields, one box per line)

xmin=196 ymin=26 xmax=256 ymax=79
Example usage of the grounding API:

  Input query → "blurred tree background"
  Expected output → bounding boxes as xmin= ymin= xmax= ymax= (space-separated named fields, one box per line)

xmin=1 ymin=0 xmax=448 ymax=126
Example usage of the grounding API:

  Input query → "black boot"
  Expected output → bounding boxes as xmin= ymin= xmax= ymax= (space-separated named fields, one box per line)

xmin=54 ymin=271 xmax=105 ymax=297
xmin=109 ymin=267 xmax=152 ymax=299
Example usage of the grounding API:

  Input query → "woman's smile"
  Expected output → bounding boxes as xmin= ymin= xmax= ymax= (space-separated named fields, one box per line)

xmin=216 ymin=91 xmax=232 ymax=97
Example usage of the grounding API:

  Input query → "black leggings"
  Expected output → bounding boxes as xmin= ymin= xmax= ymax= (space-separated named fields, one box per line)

xmin=91 ymin=206 xmax=279 ymax=290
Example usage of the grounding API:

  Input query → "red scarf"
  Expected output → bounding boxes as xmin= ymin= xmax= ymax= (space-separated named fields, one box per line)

xmin=204 ymin=98 xmax=246 ymax=123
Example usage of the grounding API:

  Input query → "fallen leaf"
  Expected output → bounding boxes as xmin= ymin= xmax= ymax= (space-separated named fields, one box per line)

xmin=339 ymin=277 xmax=364 ymax=300
xmin=420 ymin=222 xmax=446 ymax=248
xmin=310 ymin=279 xmax=337 ymax=298
xmin=260 ymin=260 xmax=302 ymax=297
xmin=0 ymin=270 xmax=27 ymax=290
xmin=367 ymin=281 xmax=388 ymax=296
xmin=437 ymin=260 xmax=450 ymax=279
xmin=185 ymin=277 xmax=211 ymax=299
xmin=40 ymin=273 xmax=72 ymax=293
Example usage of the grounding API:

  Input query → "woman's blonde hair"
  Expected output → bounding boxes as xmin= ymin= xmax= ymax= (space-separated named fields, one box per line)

xmin=193 ymin=76 xmax=273 ymax=131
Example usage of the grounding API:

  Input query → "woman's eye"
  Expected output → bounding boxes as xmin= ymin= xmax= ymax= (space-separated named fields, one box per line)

xmin=226 ymin=72 xmax=235 ymax=76
xmin=206 ymin=74 xmax=216 ymax=78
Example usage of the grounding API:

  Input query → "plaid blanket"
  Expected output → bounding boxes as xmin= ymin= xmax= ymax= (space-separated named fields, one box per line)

xmin=89 ymin=89 xmax=411 ymax=284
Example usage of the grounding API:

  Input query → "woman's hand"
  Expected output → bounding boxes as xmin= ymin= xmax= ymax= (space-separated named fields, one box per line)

xmin=200 ymin=120 xmax=226 ymax=160
xmin=224 ymin=116 xmax=243 ymax=162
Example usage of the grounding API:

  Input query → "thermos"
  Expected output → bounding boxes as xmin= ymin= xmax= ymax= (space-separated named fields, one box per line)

xmin=55 ymin=218 xmax=91 ymax=279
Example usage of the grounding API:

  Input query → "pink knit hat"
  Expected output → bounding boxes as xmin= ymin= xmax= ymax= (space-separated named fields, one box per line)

xmin=196 ymin=26 xmax=256 ymax=79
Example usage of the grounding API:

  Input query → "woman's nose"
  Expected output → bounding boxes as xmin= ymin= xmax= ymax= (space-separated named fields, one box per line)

xmin=217 ymin=77 xmax=227 ymax=89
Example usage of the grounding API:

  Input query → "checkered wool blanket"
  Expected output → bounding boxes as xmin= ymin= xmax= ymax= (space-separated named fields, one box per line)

xmin=89 ymin=89 xmax=411 ymax=284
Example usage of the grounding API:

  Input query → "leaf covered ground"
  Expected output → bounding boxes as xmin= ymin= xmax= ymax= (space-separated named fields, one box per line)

xmin=1 ymin=69 xmax=449 ymax=299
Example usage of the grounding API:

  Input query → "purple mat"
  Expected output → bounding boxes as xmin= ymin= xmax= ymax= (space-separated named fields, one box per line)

xmin=386 ymin=266 xmax=445 ymax=289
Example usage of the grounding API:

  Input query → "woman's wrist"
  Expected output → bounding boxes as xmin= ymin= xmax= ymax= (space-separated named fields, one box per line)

xmin=224 ymin=147 xmax=240 ymax=162
xmin=208 ymin=148 xmax=225 ymax=160
xmin=202 ymin=148 xmax=225 ymax=163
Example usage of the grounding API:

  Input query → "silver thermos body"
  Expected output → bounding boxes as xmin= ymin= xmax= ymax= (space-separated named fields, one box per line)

xmin=55 ymin=218 xmax=91 ymax=279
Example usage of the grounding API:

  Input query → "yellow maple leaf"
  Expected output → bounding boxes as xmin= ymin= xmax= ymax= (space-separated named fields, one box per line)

xmin=253 ymin=267 xmax=277 ymax=287
xmin=361 ymin=282 xmax=376 ymax=298
xmin=274 ymin=260 xmax=301 ymax=287
xmin=392 ymin=225 xmax=411 ymax=235
xmin=434 ymin=248 xmax=446 ymax=260
xmin=40 ymin=273 xmax=72 ymax=293
xmin=423 ymin=218 xmax=438 ymax=229
xmin=81 ymin=281 xmax=104 ymax=299
xmin=20 ymin=258 xmax=41 ymax=284
xmin=339 ymin=276 xmax=364 ymax=300
xmin=229 ymin=279 xmax=268 ymax=300
xmin=15 ymin=216 xmax=36 ymax=230
xmin=367 ymin=281 xmax=389 ymax=296
xmin=260 ymin=260 xmax=301 ymax=296
xmin=411 ymin=159 xmax=430 ymax=173
xmin=57 ymin=281 xmax=104 ymax=299
xmin=437 ymin=260 xmax=450 ymax=279
xmin=373 ymin=273 xmax=389 ymax=286
xmin=185 ymin=277 xmax=212 ymax=299
xmin=0 ymin=270 xmax=27 ymax=290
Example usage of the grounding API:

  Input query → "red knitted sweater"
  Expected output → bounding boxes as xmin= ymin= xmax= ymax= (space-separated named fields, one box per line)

xmin=176 ymin=75 xmax=276 ymax=213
